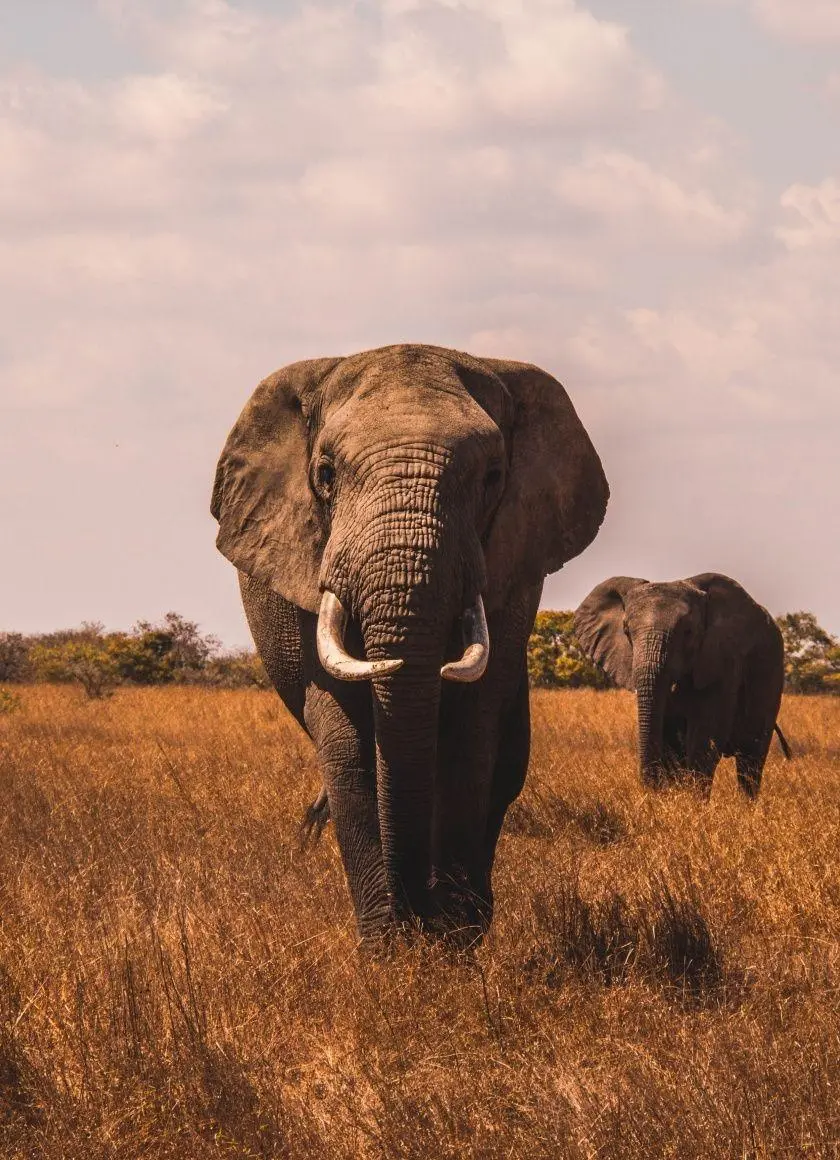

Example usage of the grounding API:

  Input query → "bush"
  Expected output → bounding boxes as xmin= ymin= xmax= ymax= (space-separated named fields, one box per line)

xmin=30 ymin=640 xmax=120 ymax=700
xmin=0 ymin=633 xmax=31 ymax=682
xmin=527 ymin=611 xmax=611 ymax=690
xmin=8 ymin=606 xmax=840 ymax=696
xmin=776 ymin=612 xmax=840 ymax=695
xmin=202 ymin=650 xmax=271 ymax=690
xmin=0 ymin=688 xmax=22 ymax=714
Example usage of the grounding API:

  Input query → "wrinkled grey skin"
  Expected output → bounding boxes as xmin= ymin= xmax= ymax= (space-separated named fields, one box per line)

xmin=574 ymin=574 xmax=788 ymax=798
xmin=212 ymin=344 xmax=608 ymax=943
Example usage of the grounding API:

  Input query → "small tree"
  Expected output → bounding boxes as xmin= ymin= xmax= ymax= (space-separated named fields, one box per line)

xmin=0 ymin=633 xmax=31 ymax=682
xmin=776 ymin=612 xmax=840 ymax=694
xmin=202 ymin=649 xmax=271 ymax=689
xmin=527 ymin=611 xmax=611 ymax=690
xmin=30 ymin=640 xmax=120 ymax=699
xmin=108 ymin=614 xmax=221 ymax=685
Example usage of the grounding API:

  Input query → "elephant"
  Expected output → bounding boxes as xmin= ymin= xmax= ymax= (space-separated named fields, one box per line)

xmin=212 ymin=343 xmax=609 ymax=942
xmin=574 ymin=573 xmax=790 ymax=798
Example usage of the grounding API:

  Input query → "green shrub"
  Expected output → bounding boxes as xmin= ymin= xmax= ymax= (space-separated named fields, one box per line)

xmin=0 ymin=688 xmax=22 ymax=714
xmin=0 ymin=633 xmax=31 ymax=682
xmin=30 ymin=640 xmax=120 ymax=700
xmin=776 ymin=612 xmax=840 ymax=695
xmin=201 ymin=650 xmax=271 ymax=689
xmin=527 ymin=611 xmax=611 ymax=690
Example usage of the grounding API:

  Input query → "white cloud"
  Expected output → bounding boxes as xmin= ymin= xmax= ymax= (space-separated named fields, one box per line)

xmin=776 ymin=178 xmax=840 ymax=247
xmin=750 ymin=0 xmax=840 ymax=42
xmin=554 ymin=151 xmax=749 ymax=244
xmin=698 ymin=0 xmax=840 ymax=42
xmin=111 ymin=73 xmax=227 ymax=141
xmin=0 ymin=0 xmax=837 ymax=638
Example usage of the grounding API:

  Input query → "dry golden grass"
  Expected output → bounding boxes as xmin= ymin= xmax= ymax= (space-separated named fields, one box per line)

xmin=0 ymin=685 xmax=837 ymax=1158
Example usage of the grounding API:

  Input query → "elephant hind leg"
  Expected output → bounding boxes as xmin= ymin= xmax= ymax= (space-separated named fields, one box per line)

xmin=734 ymin=729 xmax=773 ymax=798
xmin=300 ymin=787 xmax=331 ymax=848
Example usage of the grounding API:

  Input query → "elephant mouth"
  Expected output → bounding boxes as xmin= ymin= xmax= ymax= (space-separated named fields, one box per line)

xmin=316 ymin=589 xmax=490 ymax=684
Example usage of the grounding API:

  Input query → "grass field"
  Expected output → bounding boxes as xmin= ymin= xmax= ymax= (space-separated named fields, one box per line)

xmin=0 ymin=685 xmax=837 ymax=1158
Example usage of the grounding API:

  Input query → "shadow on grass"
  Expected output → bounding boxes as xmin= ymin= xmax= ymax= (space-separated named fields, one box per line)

xmin=505 ymin=789 xmax=628 ymax=847
xmin=524 ymin=871 xmax=727 ymax=1002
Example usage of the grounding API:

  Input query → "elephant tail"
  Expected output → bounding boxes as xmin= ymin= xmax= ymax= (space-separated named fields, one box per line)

xmin=774 ymin=723 xmax=792 ymax=760
xmin=299 ymin=787 xmax=331 ymax=849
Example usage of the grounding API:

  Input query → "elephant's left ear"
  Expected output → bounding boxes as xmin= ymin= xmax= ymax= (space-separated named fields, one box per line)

xmin=689 ymin=572 xmax=761 ymax=689
xmin=479 ymin=359 xmax=609 ymax=609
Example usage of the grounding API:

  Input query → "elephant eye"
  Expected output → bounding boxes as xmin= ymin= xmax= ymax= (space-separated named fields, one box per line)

xmin=314 ymin=458 xmax=335 ymax=498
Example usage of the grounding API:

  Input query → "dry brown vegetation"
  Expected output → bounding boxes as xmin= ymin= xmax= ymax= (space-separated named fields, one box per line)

xmin=0 ymin=685 xmax=837 ymax=1158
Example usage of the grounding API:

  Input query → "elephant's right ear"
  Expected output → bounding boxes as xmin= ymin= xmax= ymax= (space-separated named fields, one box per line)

xmin=573 ymin=577 xmax=648 ymax=690
xmin=211 ymin=357 xmax=343 ymax=613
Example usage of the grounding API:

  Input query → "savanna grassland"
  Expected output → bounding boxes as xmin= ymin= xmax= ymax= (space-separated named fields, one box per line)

xmin=0 ymin=685 xmax=837 ymax=1159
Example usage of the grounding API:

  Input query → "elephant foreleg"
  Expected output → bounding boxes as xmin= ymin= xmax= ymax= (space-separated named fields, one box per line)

xmin=482 ymin=669 xmax=530 ymax=896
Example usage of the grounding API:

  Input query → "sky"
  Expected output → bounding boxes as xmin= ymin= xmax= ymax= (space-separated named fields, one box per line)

xmin=1 ymin=0 xmax=838 ymax=647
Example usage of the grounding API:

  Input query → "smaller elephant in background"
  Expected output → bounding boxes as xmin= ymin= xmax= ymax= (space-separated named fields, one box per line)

xmin=574 ymin=573 xmax=790 ymax=797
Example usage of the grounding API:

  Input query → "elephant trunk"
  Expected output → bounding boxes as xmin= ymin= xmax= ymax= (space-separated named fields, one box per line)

xmin=326 ymin=493 xmax=486 ymax=928
xmin=369 ymin=650 xmax=442 ymax=924
xmin=633 ymin=630 xmax=672 ymax=787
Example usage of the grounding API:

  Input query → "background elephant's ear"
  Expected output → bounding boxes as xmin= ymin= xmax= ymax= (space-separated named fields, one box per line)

xmin=478 ymin=360 xmax=609 ymax=609
xmin=211 ymin=357 xmax=343 ymax=613
xmin=688 ymin=572 xmax=760 ymax=689
xmin=573 ymin=577 xmax=648 ymax=690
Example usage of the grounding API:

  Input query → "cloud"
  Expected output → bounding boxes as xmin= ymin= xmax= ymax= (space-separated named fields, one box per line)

xmin=697 ymin=0 xmax=840 ymax=42
xmin=750 ymin=0 xmax=840 ymax=42
xmin=554 ymin=150 xmax=749 ymax=244
xmin=775 ymin=178 xmax=840 ymax=247
xmin=111 ymin=73 xmax=227 ymax=141
xmin=0 ymin=0 xmax=836 ymax=640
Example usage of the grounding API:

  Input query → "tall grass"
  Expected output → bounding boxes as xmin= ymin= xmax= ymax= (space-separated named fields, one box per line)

xmin=0 ymin=686 xmax=837 ymax=1157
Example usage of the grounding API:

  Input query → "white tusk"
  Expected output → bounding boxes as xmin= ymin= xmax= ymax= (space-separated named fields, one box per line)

xmin=316 ymin=591 xmax=404 ymax=681
xmin=441 ymin=594 xmax=490 ymax=683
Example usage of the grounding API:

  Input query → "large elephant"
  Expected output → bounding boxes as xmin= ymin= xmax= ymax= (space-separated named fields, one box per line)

xmin=212 ymin=344 xmax=608 ymax=941
xmin=574 ymin=574 xmax=790 ymax=798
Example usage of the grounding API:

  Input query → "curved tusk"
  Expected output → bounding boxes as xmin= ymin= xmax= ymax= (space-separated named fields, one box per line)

xmin=316 ymin=591 xmax=404 ymax=681
xmin=441 ymin=594 xmax=490 ymax=683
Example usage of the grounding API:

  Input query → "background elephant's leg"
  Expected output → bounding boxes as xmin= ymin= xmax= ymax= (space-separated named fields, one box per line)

xmin=729 ymin=689 xmax=775 ymax=799
xmin=303 ymin=679 xmax=390 ymax=936
xmin=683 ymin=687 xmax=729 ymax=794
xmin=733 ymin=733 xmax=773 ymax=798
xmin=661 ymin=706 xmax=688 ymax=776
xmin=730 ymin=656 xmax=784 ymax=798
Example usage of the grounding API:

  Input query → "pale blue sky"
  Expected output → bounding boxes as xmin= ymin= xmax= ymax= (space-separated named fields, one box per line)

xmin=1 ymin=0 xmax=838 ymax=644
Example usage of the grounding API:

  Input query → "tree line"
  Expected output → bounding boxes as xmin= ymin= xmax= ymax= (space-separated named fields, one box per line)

xmin=0 ymin=609 xmax=837 ymax=700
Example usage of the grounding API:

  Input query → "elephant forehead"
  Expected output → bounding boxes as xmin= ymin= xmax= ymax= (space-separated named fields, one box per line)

xmin=323 ymin=381 xmax=504 ymax=454
xmin=628 ymin=583 xmax=695 ymax=619
xmin=322 ymin=346 xmax=509 ymax=428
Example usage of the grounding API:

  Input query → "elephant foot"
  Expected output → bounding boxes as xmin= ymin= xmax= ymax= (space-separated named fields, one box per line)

xmin=352 ymin=876 xmax=492 ymax=952
xmin=424 ymin=872 xmax=492 ymax=949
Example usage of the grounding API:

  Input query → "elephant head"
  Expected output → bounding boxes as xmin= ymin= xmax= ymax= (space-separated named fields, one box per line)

xmin=574 ymin=574 xmax=759 ymax=785
xmin=212 ymin=345 xmax=608 ymax=924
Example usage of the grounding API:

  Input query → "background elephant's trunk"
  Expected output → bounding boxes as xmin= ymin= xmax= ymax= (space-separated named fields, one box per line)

xmin=633 ymin=630 xmax=672 ymax=787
